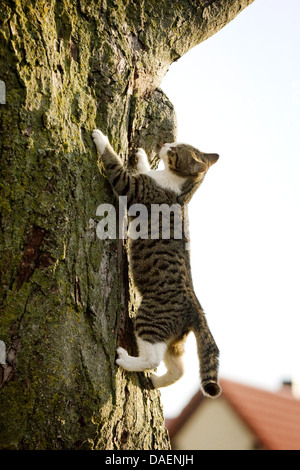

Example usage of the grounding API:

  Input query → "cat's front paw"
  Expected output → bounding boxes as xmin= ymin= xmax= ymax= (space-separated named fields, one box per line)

xmin=92 ymin=129 xmax=109 ymax=154
xmin=136 ymin=148 xmax=150 ymax=173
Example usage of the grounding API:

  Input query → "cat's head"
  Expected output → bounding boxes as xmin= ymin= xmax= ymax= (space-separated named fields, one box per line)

xmin=159 ymin=143 xmax=219 ymax=178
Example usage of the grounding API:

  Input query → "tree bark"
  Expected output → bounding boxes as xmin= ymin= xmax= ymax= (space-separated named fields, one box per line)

xmin=0 ymin=0 xmax=254 ymax=450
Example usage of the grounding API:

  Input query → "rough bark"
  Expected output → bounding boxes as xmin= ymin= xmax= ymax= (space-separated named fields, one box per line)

xmin=0 ymin=0 xmax=254 ymax=450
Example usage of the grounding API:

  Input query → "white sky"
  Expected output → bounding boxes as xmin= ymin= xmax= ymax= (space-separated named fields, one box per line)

xmin=158 ymin=0 xmax=300 ymax=417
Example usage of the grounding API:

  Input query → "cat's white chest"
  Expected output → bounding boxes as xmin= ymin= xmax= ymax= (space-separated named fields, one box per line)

xmin=144 ymin=170 xmax=184 ymax=194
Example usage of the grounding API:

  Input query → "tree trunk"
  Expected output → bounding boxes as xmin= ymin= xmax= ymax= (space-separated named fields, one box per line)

xmin=0 ymin=0 xmax=254 ymax=450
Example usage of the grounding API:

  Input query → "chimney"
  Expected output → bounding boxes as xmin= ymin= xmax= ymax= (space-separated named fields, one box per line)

xmin=280 ymin=379 xmax=300 ymax=399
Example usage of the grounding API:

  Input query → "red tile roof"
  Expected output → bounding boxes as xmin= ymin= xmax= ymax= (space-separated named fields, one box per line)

xmin=166 ymin=378 xmax=300 ymax=450
xmin=221 ymin=378 xmax=300 ymax=450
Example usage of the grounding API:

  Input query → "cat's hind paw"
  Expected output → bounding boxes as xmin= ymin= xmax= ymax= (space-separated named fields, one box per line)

xmin=116 ymin=347 xmax=130 ymax=369
xmin=92 ymin=129 xmax=109 ymax=154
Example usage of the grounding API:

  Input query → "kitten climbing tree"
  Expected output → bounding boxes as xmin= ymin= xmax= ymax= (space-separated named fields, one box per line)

xmin=0 ymin=0 xmax=254 ymax=450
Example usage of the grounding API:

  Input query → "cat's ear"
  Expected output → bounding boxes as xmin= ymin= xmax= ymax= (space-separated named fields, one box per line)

xmin=189 ymin=160 xmax=207 ymax=175
xmin=177 ymin=148 xmax=207 ymax=176
xmin=187 ymin=151 xmax=207 ymax=175
xmin=206 ymin=153 xmax=219 ymax=166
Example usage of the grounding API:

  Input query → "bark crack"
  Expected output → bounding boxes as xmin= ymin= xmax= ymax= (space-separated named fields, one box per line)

xmin=15 ymin=226 xmax=55 ymax=291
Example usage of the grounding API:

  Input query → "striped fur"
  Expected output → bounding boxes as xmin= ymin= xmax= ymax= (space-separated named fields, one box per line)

xmin=92 ymin=130 xmax=221 ymax=398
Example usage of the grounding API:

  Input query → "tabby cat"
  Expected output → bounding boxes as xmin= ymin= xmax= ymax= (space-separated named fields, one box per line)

xmin=92 ymin=129 xmax=221 ymax=398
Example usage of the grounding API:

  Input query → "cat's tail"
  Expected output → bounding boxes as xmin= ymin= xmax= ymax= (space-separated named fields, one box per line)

xmin=192 ymin=312 xmax=221 ymax=398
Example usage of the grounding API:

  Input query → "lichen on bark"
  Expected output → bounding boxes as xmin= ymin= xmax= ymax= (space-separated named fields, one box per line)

xmin=0 ymin=0 xmax=254 ymax=450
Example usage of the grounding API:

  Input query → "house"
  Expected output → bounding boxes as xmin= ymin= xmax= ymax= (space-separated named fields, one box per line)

xmin=165 ymin=378 xmax=300 ymax=450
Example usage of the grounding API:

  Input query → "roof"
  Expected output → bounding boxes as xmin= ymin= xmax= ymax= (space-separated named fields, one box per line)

xmin=166 ymin=378 xmax=300 ymax=450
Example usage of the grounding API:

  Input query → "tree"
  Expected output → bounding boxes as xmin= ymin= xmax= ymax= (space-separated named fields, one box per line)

xmin=0 ymin=0 xmax=254 ymax=450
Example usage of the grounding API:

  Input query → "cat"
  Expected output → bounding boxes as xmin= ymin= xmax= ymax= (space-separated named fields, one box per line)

xmin=92 ymin=129 xmax=221 ymax=398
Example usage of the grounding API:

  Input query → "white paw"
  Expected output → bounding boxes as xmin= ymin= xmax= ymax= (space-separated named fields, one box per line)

xmin=136 ymin=148 xmax=147 ymax=159
xmin=92 ymin=129 xmax=109 ymax=154
xmin=136 ymin=148 xmax=150 ymax=173
xmin=116 ymin=347 xmax=130 ymax=369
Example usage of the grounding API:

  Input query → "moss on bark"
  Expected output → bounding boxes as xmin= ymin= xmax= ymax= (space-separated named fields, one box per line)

xmin=0 ymin=0 xmax=254 ymax=450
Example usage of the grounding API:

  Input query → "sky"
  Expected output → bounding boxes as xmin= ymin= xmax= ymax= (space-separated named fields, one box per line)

xmin=158 ymin=0 xmax=300 ymax=418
